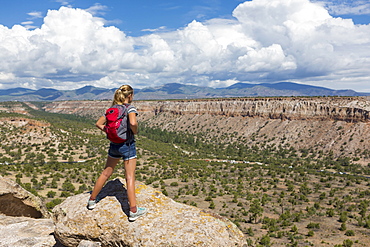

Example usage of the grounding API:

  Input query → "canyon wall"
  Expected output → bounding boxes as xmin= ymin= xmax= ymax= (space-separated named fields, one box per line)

xmin=43 ymin=97 xmax=370 ymax=123
xmin=41 ymin=97 xmax=370 ymax=160
xmin=1 ymin=97 xmax=370 ymax=158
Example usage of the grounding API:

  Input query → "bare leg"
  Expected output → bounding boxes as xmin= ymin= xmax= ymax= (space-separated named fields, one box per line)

xmin=90 ymin=156 xmax=120 ymax=200
xmin=124 ymin=158 xmax=137 ymax=212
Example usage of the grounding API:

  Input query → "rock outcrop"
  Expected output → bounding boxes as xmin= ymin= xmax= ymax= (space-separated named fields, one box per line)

xmin=53 ymin=178 xmax=246 ymax=247
xmin=0 ymin=176 xmax=56 ymax=247
xmin=0 ymin=215 xmax=56 ymax=247
xmin=0 ymin=175 xmax=50 ymax=218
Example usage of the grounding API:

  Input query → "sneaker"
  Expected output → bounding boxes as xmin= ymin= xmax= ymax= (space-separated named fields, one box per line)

xmin=87 ymin=199 xmax=97 ymax=210
xmin=129 ymin=207 xmax=147 ymax=221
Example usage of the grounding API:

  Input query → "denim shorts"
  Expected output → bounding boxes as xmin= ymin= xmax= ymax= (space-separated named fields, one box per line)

xmin=108 ymin=140 xmax=137 ymax=160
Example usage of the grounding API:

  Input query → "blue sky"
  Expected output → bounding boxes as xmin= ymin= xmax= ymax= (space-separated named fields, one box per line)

xmin=0 ymin=0 xmax=370 ymax=92
xmin=0 ymin=0 xmax=247 ymax=36
xmin=2 ymin=0 xmax=369 ymax=35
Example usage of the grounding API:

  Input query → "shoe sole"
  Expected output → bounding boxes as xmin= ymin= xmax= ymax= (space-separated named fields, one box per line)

xmin=87 ymin=201 xmax=97 ymax=210
xmin=129 ymin=209 xmax=148 ymax=221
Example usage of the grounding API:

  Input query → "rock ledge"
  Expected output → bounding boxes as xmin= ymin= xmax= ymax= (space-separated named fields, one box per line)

xmin=53 ymin=178 xmax=246 ymax=247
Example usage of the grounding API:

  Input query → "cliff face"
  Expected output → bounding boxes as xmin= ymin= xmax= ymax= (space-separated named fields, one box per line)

xmin=149 ymin=97 xmax=370 ymax=122
xmin=44 ymin=97 xmax=370 ymax=123
xmin=42 ymin=97 xmax=370 ymax=159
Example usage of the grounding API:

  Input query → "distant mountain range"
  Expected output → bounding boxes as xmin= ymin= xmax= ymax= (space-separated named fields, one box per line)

xmin=0 ymin=82 xmax=368 ymax=101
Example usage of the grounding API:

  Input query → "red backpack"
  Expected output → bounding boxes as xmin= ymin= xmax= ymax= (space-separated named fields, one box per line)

xmin=104 ymin=104 xmax=129 ymax=143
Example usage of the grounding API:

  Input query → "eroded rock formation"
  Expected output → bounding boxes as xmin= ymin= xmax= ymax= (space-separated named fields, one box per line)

xmin=0 ymin=175 xmax=50 ymax=218
xmin=0 ymin=176 xmax=56 ymax=247
xmin=53 ymin=177 xmax=246 ymax=247
xmin=43 ymin=97 xmax=370 ymax=123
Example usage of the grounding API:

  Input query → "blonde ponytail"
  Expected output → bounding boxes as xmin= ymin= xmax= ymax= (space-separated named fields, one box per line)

xmin=112 ymin=85 xmax=134 ymax=105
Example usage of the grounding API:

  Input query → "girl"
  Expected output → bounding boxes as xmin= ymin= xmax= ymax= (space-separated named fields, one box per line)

xmin=87 ymin=85 xmax=147 ymax=221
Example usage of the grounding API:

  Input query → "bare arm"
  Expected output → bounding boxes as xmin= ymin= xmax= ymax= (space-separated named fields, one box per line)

xmin=95 ymin=116 xmax=106 ymax=131
xmin=128 ymin=112 xmax=138 ymax=134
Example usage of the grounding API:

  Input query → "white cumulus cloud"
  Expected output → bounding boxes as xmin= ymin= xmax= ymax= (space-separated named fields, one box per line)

xmin=0 ymin=0 xmax=369 ymax=92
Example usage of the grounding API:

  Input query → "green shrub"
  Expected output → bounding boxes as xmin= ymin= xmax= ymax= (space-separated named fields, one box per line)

xmin=170 ymin=182 xmax=179 ymax=186
xmin=60 ymin=191 xmax=71 ymax=197
xmin=307 ymin=230 xmax=314 ymax=237
xmin=46 ymin=191 xmax=56 ymax=198
xmin=306 ymin=222 xmax=320 ymax=229
xmin=46 ymin=198 xmax=63 ymax=210
xmin=342 ymin=239 xmax=353 ymax=247
xmin=259 ymin=234 xmax=271 ymax=246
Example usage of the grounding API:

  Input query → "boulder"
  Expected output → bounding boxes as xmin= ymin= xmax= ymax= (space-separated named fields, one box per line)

xmin=53 ymin=177 xmax=246 ymax=247
xmin=0 ymin=215 xmax=58 ymax=247
xmin=0 ymin=175 xmax=50 ymax=218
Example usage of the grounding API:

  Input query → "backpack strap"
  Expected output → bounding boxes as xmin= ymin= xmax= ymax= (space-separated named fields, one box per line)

xmin=114 ymin=104 xmax=128 ymax=119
